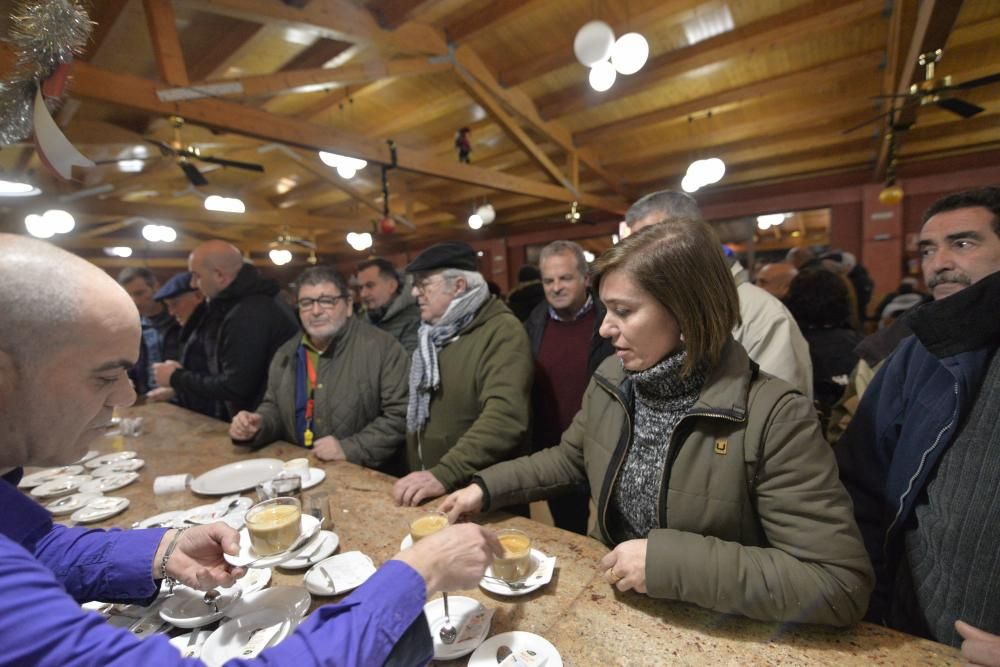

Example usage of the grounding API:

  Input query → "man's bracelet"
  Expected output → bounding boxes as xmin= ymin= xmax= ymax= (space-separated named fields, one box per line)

xmin=159 ymin=527 xmax=188 ymax=585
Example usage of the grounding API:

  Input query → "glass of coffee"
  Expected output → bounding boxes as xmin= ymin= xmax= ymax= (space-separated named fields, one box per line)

xmin=493 ymin=528 xmax=533 ymax=582
xmin=245 ymin=497 xmax=302 ymax=556
xmin=409 ymin=510 xmax=448 ymax=543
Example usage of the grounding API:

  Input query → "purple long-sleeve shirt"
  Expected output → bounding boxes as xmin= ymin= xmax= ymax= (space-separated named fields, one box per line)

xmin=0 ymin=469 xmax=432 ymax=666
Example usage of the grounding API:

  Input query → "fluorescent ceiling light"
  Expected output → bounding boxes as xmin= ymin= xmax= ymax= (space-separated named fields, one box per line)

xmin=0 ymin=179 xmax=41 ymax=197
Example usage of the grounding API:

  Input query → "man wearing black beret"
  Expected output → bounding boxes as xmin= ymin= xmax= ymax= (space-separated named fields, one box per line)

xmin=393 ymin=242 xmax=533 ymax=506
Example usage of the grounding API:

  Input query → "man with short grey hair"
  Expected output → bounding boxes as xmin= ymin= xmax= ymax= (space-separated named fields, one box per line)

xmin=393 ymin=242 xmax=533 ymax=507
xmin=524 ymin=240 xmax=613 ymax=533
xmin=626 ymin=190 xmax=813 ymax=397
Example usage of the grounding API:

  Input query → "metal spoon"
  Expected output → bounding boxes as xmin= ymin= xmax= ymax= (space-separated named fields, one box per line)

xmin=439 ymin=592 xmax=458 ymax=644
xmin=203 ymin=590 xmax=221 ymax=613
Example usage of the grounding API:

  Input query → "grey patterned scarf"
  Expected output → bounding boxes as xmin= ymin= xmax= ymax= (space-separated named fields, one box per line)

xmin=406 ymin=283 xmax=490 ymax=432
xmin=613 ymin=350 xmax=707 ymax=540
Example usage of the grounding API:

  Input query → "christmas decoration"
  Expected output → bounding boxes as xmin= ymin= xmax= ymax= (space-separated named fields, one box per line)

xmin=454 ymin=127 xmax=471 ymax=163
xmin=0 ymin=0 xmax=95 ymax=178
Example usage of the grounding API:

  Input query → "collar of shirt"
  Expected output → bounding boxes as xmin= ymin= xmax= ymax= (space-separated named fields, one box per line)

xmin=548 ymin=293 xmax=594 ymax=322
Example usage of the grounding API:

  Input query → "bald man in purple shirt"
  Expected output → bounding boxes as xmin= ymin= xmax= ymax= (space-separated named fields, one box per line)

xmin=0 ymin=234 xmax=501 ymax=666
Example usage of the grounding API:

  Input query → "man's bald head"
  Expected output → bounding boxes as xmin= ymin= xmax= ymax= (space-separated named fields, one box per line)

xmin=188 ymin=240 xmax=244 ymax=299
xmin=786 ymin=246 xmax=816 ymax=269
xmin=755 ymin=262 xmax=798 ymax=300
xmin=0 ymin=234 xmax=140 ymax=467
xmin=0 ymin=234 xmax=135 ymax=363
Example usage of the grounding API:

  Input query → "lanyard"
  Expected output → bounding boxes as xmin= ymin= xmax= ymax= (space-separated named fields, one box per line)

xmin=304 ymin=351 xmax=318 ymax=447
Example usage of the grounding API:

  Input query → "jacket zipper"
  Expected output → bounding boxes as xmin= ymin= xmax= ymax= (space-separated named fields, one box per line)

xmin=883 ymin=381 xmax=958 ymax=553
xmin=596 ymin=377 xmax=634 ymax=545
xmin=655 ymin=409 xmax=744 ymax=529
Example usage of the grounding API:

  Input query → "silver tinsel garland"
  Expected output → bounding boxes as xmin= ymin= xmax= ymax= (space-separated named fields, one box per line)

xmin=0 ymin=0 xmax=94 ymax=144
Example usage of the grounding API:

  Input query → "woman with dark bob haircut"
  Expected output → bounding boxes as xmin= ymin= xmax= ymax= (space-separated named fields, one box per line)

xmin=442 ymin=219 xmax=874 ymax=626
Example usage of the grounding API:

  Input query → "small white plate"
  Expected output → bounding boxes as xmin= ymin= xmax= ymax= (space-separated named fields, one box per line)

xmin=92 ymin=458 xmax=145 ymax=477
xmin=30 ymin=475 xmax=93 ymax=498
xmin=71 ymin=496 xmax=130 ymax=523
xmin=158 ymin=566 xmax=272 ymax=599
xmin=45 ymin=492 xmax=103 ymax=516
xmin=303 ymin=551 xmax=376 ymax=596
xmin=80 ymin=471 xmax=139 ymax=493
xmin=468 ymin=631 xmax=563 ymax=667
xmin=133 ymin=510 xmax=188 ymax=529
xmin=159 ymin=586 xmax=241 ymax=628
xmin=200 ymin=587 xmax=311 ymax=667
xmin=424 ymin=595 xmax=492 ymax=661
xmin=85 ymin=451 xmax=137 ymax=469
xmin=480 ymin=549 xmax=554 ymax=597
xmin=302 ymin=467 xmax=326 ymax=490
xmin=191 ymin=459 xmax=284 ymax=496
xmin=278 ymin=530 xmax=339 ymax=569
xmin=224 ymin=514 xmax=322 ymax=568
xmin=74 ymin=450 xmax=99 ymax=465
xmin=18 ymin=465 xmax=85 ymax=489
xmin=185 ymin=497 xmax=253 ymax=525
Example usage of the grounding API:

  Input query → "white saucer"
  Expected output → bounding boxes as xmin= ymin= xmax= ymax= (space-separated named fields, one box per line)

xmin=424 ymin=595 xmax=492 ymax=660
xmin=18 ymin=465 xmax=85 ymax=489
xmin=133 ymin=509 xmax=188 ymax=529
xmin=302 ymin=467 xmax=326 ymax=490
xmin=200 ymin=587 xmax=311 ymax=667
xmin=74 ymin=450 xmax=99 ymax=465
xmin=30 ymin=475 xmax=93 ymax=498
xmin=468 ymin=631 xmax=563 ymax=667
xmin=71 ymin=496 xmax=130 ymax=523
xmin=185 ymin=497 xmax=253 ymax=525
xmin=46 ymin=492 xmax=103 ymax=516
xmin=191 ymin=458 xmax=284 ymax=496
xmin=303 ymin=551 xmax=376 ymax=596
xmin=80 ymin=471 xmax=139 ymax=493
xmin=85 ymin=451 xmax=137 ymax=469
xmin=278 ymin=530 xmax=339 ymax=569
xmin=92 ymin=458 xmax=145 ymax=477
xmin=159 ymin=586 xmax=241 ymax=628
xmin=158 ymin=566 xmax=272 ymax=599
xmin=224 ymin=514 xmax=322 ymax=568
xmin=480 ymin=549 xmax=554 ymax=597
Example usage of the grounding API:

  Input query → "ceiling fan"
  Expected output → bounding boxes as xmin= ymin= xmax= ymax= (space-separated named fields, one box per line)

xmin=844 ymin=49 xmax=1000 ymax=134
xmin=95 ymin=116 xmax=265 ymax=185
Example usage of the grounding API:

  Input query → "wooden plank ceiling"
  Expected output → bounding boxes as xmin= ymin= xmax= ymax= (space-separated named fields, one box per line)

xmin=1 ymin=0 xmax=998 ymax=268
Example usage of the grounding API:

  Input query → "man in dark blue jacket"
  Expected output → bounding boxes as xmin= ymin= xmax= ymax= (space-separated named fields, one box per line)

xmin=837 ymin=186 xmax=1000 ymax=661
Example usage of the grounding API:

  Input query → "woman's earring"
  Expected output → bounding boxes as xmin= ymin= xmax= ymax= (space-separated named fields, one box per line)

xmin=679 ymin=332 xmax=685 ymax=343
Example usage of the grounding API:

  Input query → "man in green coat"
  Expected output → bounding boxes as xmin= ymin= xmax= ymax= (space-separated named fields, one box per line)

xmin=393 ymin=242 xmax=533 ymax=506
xmin=356 ymin=257 xmax=422 ymax=353
xmin=229 ymin=266 xmax=409 ymax=472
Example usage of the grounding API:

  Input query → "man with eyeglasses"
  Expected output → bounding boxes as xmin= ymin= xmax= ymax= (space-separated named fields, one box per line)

xmin=229 ymin=266 xmax=409 ymax=470
xmin=393 ymin=242 xmax=533 ymax=506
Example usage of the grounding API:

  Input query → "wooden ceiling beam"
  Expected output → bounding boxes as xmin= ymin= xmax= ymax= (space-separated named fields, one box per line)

xmin=142 ymin=0 xmax=190 ymax=86
xmin=280 ymin=38 xmax=354 ymax=71
xmin=271 ymin=180 xmax=332 ymax=209
xmin=537 ymin=0 xmax=885 ymax=119
xmin=452 ymin=45 xmax=627 ymax=199
xmin=445 ymin=0 xmax=539 ymax=43
xmin=170 ymin=57 xmax=452 ymax=101
xmin=499 ymin=0 xmax=716 ymax=87
xmin=875 ymin=0 xmax=966 ymax=180
xmin=293 ymin=82 xmax=382 ymax=120
xmin=574 ymin=50 xmax=883 ymax=147
xmin=69 ymin=63 xmax=627 ymax=214
xmin=185 ymin=20 xmax=264 ymax=82
xmin=369 ymin=0 xmax=453 ymax=30
xmin=82 ymin=0 xmax=130 ymax=61
xmin=185 ymin=0 xmax=448 ymax=56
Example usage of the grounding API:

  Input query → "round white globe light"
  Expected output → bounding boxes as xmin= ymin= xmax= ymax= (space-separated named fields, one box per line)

xmin=269 ymin=248 xmax=293 ymax=265
xmin=611 ymin=32 xmax=649 ymax=75
xmin=25 ymin=214 xmax=55 ymax=238
xmin=701 ymin=157 xmax=726 ymax=185
xmin=159 ymin=225 xmax=177 ymax=243
xmin=756 ymin=214 xmax=786 ymax=228
xmin=757 ymin=218 xmax=772 ymax=231
xmin=357 ymin=232 xmax=373 ymax=250
xmin=589 ymin=60 xmax=617 ymax=92
xmin=475 ymin=204 xmax=495 ymax=226
xmin=336 ymin=164 xmax=357 ymax=179
xmin=141 ymin=224 xmax=162 ymax=242
xmin=681 ymin=173 xmax=701 ymax=193
xmin=574 ymin=21 xmax=615 ymax=67
xmin=468 ymin=214 xmax=484 ymax=230
xmin=43 ymin=209 xmax=75 ymax=234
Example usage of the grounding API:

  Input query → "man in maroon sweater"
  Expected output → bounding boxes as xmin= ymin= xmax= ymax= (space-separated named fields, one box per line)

xmin=524 ymin=241 xmax=614 ymax=534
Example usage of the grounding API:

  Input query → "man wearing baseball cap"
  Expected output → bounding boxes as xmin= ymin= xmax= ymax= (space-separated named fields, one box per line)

xmin=393 ymin=242 xmax=533 ymax=507
xmin=146 ymin=272 xmax=220 ymax=418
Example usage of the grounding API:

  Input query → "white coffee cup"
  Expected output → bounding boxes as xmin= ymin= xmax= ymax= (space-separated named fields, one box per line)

xmin=284 ymin=457 xmax=310 ymax=482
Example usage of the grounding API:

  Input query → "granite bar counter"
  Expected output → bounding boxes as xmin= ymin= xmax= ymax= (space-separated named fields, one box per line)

xmin=47 ymin=402 xmax=959 ymax=666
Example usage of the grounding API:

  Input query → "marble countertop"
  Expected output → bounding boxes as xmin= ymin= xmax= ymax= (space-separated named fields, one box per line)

xmin=40 ymin=402 xmax=959 ymax=666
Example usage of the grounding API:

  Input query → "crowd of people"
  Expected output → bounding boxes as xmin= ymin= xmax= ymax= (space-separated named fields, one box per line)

xmin=1 ymin=185 xmax=998 ymax=665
